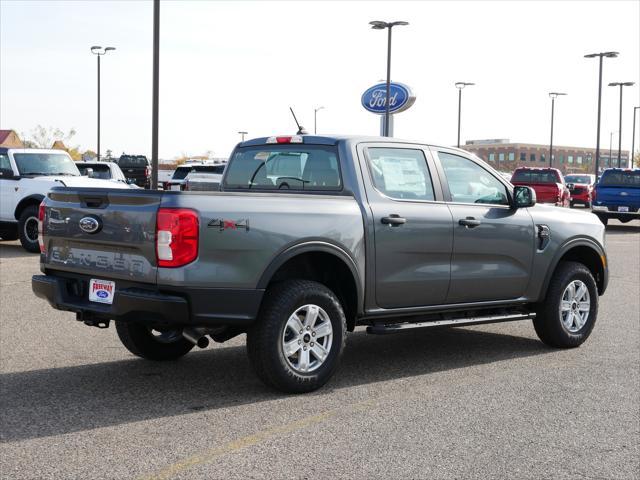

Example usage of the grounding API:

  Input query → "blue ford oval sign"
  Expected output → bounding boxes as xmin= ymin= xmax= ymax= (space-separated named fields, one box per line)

xmin=361 ymin=82 xmax=416 ymax=114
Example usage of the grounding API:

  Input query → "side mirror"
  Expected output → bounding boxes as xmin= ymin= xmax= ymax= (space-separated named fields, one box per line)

xmin=513 ymin=186 xmax=536 ymax=208
xmin=83 ymin=168 xmax=94 ymax=177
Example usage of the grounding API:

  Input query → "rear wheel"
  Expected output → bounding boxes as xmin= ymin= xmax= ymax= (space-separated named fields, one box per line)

xmin=247 ymin=280 xmax=346 ymax=393
xmin=115 ymin=322 xmax=194 ymax=360
xmin=18 ymin=205 xmax=40 ymax=253
xmin=533 ymin=261 xmax=598 ymax=348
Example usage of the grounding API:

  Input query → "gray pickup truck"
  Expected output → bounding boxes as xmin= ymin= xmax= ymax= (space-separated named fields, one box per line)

xmin=32 ymin=135 xmax=608 ymax=393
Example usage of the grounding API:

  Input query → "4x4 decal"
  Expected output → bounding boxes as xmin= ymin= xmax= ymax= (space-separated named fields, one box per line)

xmin=207 ymin=218 xmax=250 ymax=231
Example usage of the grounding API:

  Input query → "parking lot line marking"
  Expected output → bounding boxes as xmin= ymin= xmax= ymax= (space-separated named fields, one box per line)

xmin=140 ymin=400 xmax=374 ymax=480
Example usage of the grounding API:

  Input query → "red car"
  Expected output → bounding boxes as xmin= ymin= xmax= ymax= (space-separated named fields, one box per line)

xmin=564 ymin=173 xmax=596 ymax=208
xmin=510 ymin=167 xmax=570 ymax=207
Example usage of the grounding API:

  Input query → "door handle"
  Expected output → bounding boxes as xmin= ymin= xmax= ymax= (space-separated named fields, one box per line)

xmin=458 ymin=217 xmax=481 ymax=228
xmin=381 ymin=214 xmax=406 ymax=226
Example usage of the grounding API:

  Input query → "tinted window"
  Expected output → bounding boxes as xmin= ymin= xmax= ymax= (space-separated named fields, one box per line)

xmin=511 ymin=169 xmax=560 ymax=183
xmin=599 ymin=170 xmax=640 ymax=187
xmin=366 ymin=148 xmax=435 ymax=201
xmin=439 ymin=152 xmax=509 ymax=205
xmin=224 ymin=145 xmax=341 ymax=191
xmin=118 ymin=156 xmax=148 ymax=167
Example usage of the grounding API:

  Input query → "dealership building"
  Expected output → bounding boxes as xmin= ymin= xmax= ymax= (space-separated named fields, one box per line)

xmin=460 ymin=139 xmax=630 ymax=174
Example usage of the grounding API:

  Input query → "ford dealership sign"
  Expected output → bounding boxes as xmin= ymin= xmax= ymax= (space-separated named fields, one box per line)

xmin=361 ymin=82 xmax=416 ymax=114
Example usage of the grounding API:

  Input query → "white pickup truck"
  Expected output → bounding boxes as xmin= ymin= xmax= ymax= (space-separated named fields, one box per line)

xmin=0 ymin=148 xmax=131 ymax=252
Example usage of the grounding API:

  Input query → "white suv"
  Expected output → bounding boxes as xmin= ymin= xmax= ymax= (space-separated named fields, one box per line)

xmin=0 ymin=148 xmax=132 ymax=252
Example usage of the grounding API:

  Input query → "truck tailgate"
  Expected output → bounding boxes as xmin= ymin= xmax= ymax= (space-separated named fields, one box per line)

xmin=42 ymin=188 xmax=162 ymax=284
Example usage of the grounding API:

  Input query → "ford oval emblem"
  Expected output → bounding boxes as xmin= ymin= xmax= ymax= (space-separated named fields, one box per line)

xmin=361 ymin=82 xmax=416 ymax=115
xmin=79 ymin=216 xmax=101 ymax=234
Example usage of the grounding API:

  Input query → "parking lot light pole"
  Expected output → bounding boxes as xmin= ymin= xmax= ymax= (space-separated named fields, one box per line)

xmin=585 ymin=52 xmax=618 ymax=176
xmin=455 ymin=82 xmax=474 ymax=148
xmin=548 ymin=92 xmax=567 ymax=168
xmin=369 ymin=20 xmax=408 ymax=137
xmin=90 ymin=46 xmax=116 ymax=161
xmin=314 ymin=106 xmax=324 ymax=134
xmin=632 ymin=106 xmax=639 ymax=168
xmin=151 ymin=0 xmax=160 ymax=190
xmin=238 ymin=131 xmax=248 ymax=142
xmin=608 ymin=82 xmax=635 ymax=167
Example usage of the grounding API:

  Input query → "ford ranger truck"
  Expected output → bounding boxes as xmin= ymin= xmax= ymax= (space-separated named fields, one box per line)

xmin=32 ymin=135 xmax=609 ymax=393
xmin=592 ymin=168 xmax=640 ymax=225
xmin=511 ymin=167 xmax=570 ymax=207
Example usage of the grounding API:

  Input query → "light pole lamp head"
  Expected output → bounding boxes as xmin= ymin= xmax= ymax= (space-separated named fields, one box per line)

xmin=455 ymin=82 xmax=475 ymax=90
xmin=608 ymin=81 xmax=635 ymax=87
xmin=104 ymin=47 xmax=116 ymax=53
xmin=314 ymin=106 xmax=325 ymax=113
xmin=369 ymin=20 xmax=408 ymax=29
xmin=549 ymin=92 xmax=567 ymax=99
xmin=584 ymin=51 xmax=619 ymax=58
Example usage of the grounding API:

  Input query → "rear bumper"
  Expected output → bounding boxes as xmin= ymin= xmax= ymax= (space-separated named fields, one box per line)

xmin=592 ymin=205 xmax=640 ymax=219
xmin=32 ymin=273 xmax=263 ymax=327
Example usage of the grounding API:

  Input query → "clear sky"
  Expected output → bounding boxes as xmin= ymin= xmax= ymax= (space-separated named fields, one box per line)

xmin=1 ymin=0 xmax=639 ymax=160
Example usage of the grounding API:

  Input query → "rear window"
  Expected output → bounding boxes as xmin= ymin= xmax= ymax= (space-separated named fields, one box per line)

xmin=118 ymin=156 xmax=148 ymax=167
xmin=511 ymin=169 xmax=560 ymax=184
xmin=172 ymin=165 xmax=226 ymax=180
xmin=599 ymin=170 xmax=640 ymax=187
xmin=77 ymin=163 xmax=111 ymax=179
xmin=223 ymin=145 xmax=341 ymax=191
xmin=565 ymin=175 xmax=592 ymax=184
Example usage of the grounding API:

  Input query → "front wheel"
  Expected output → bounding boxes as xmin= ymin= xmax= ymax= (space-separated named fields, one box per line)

xmin=18 ymin=205 xmax=40 ymax=253
xmin=115 ymin=322 xmax=194 ymax=360
xmin=247 ymin=280 xmax=347 ymax=393
xmin=533 ymin=261 xmax=598 ymax=348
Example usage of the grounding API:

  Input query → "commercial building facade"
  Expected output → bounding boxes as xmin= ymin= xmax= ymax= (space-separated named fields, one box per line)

xmin=461 ymin=139 xmax=630 ymax=174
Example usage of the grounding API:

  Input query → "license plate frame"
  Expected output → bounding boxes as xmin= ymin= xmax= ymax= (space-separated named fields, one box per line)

xmin=89 ymin=279 xmax=116 ymax=304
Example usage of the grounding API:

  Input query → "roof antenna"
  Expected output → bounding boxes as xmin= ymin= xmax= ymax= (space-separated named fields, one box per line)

xmin=289 ymin=107 xmax=308 ymax=135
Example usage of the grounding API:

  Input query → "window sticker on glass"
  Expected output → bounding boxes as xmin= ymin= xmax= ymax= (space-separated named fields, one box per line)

xmin=367 ymin=148 xmax=435 ymax=201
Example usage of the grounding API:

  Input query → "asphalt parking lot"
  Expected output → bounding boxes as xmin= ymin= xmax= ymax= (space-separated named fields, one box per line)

xmin=1 ymin=221 xmax=638 ymax=480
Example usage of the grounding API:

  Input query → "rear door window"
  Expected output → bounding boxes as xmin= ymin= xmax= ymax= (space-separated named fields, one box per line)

xmin=365 ymin=148 xmax=435 ymax=201
xmin=224 ymin=145 xmax=341 ymax=191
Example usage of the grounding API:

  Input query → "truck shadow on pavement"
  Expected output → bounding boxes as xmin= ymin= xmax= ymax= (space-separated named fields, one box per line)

xmin=0 ymin=243 xmax=37 ymax=260
xmin=0 ymin=326 xmax=554 ymax=443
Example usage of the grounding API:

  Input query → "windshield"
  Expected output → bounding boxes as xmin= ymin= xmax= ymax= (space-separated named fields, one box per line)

xmin=511 ymin=170 xmax=559 ymax=184
xmin=565 ymin=175 xmax=592 ymax=184
xmin=77 ymin=163 xmax=111 ymax=179
xmin=599 ymin=170 xmax=640 ymax=187
xmin=13 ymin=153 xmax=79 ymax=176
xmin=118 ymin=156 xmax=148 ymax=167
xmin=224 ymin=145 xmax=341 ymax=191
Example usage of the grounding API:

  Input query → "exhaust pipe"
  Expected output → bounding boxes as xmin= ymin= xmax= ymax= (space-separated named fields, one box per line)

xmin=182 ymin=328 xmax=210 ymax=348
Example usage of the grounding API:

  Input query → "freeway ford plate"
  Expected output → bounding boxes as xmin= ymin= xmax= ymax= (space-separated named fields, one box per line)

xmin=89 ymin=279 xmax=115 ymax=304
xmin=618 ymin=206 xmax=629 ymax=212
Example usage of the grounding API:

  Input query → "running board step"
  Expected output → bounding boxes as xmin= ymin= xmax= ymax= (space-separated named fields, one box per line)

xmin=366 ymin=313 xmax=535 ymax=335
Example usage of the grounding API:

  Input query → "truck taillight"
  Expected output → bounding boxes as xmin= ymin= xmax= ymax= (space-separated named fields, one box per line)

xmin=156 ymin=208 xmax=199 ymax=267
xmin=38 ymin=201 xmax=46 ymax=253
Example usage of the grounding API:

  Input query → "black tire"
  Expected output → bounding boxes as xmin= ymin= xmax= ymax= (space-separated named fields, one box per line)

xmin=570 ymin=200 xmax=575 ymax=208
xmin=533 ymin=261 xmax=598 ymax=348
xmin=247 ymin=280 xmax=347 ymax=393
xmin=115 ymin=321 xmax=194 ymax=361
xmin=18 ymin=205 xmax=40 ymax=253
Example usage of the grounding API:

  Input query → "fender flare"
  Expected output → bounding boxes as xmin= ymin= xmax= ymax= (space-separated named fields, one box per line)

xmin=14 ymin=194 xmax=44 ymax=220
xmin=256 ymin=240 xmax=364 ymax=314
xmin=539 ymin=237 xmax=606 ymax=300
